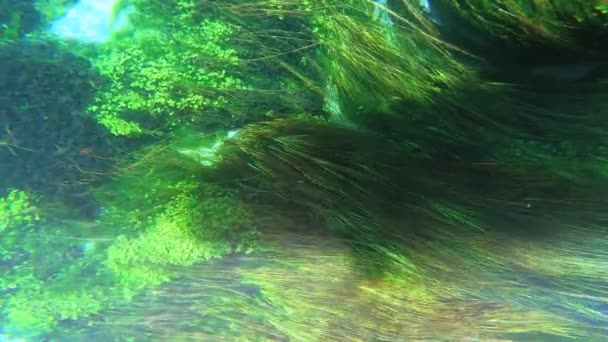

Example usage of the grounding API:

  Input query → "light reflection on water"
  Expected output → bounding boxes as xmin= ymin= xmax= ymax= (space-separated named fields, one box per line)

xmin=47 ymin=0 xmax=132 ymax=43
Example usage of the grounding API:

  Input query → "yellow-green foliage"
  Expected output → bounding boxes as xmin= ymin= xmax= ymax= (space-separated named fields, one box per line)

xmin=106 ymin=186 xmax=258 ymax=289
xmin=234 ymin=229 xmax=605 ymax=340
xmin=1 ymin=213 xmax=113 ymax=337
xmin=307 ymin=0 xmax=471 ymax=116
xmin=1 ymin=233 xmax=127 ymax=338
xmin=97 ymin=226 xmax=607 ymax=340
xmin=89 ymin=5 xmax=244 ymax=136
xmin=5 ymin=284 xmax=106 ymax=335
xmin=0 ymin=148 xmax=258 ymax=338
xmin=1 ymin=182 xmax=259 ymax=337
xmin=0 ymin=189 xmax=40 ymax=234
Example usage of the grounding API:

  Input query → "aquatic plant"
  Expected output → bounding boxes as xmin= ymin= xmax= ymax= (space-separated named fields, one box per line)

xmin=0 ymin=189 xmax=40 ymax=234
xmin=213 ymin=117 xmax=608 ymax=238
xmin=214 ymin=0 xmax=474 ymax=122
xmin=106 ymin=187 xmax=259 ymax=290
xmin=0 ymin=39 xmax=116 ymax=215
xmin=91 ymin=139 xmax=262 ymax=291
xmin=1 ymin=177 xmax=260 ymax=338
xmin=89 ymin=0 xmax=324 ymax=138
xmin=0 ymin=190 xmax=113 ymax=337
xmin=65 ymin=225 xmax=608 ymax=341
xmin=2 ymin=0 xmax=608 ymax=340
xmin=0 ymin=0 xmax=42 ymax=40
xmin=430 ymin=0 xmax=608 ymax=64
xmin=214 ymin=118 xmax=427 ymax=236
xmin=191 ymin=0 xmax=608 ymax=171
xmin=88 ymin=1 xmax=245 ymax=136
xmin=311 ymin=0 xmax=472 ymax=117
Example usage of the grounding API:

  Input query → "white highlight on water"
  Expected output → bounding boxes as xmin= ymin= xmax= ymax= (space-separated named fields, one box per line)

xmin=47 ymin=0 xmax=132 ymax=43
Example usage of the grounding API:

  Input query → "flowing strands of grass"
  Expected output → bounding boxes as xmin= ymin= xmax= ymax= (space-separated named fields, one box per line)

xmin=351 ymin=229 xmax=607 ymax=339
xmin=207 ymin=117 xmax=608 ymax=335
xmin=479 ymin=242 xmax=607 ymax=336
xmin=165 ymin=0 xmax=328 ymax=116
xmin=186 ymin=1 xmax=608 ymax=163
xmin=508 ymin=223 xmax=608 ymax=306
xmin=308 ymin=1 xmax=608 ymax=162
xmin=312 ymin=0 xmax=474 ymax=113
xmin=216 ymin=118 xmax=456 ymax=238
xmin=90 ymin=138 xmax=205 ymax=220
xmin=379 ymin=78 xmax=608 ymax=172
xmin=464 ymin=80 xmax=608 ymax=141
xmin=60 ymin=230 xmax=357 ymax=341
xmin=61 ymin=223 xmax=606 ymax=340
xmin=215 ymin=118 xmax=608 ymax=244
xmin=397 ymin=76 xmax=608 ymax=213
xmin=199 ymin=0 xmax=475 ymax=120
xmin=203 ymin=1 xmax=596 ymax=167
xmin=433 ymin=0 xmax=608 ymax=53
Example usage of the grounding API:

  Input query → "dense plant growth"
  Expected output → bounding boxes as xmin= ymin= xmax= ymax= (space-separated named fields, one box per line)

xmin=1 ymin=0 xmax=608 ymax=340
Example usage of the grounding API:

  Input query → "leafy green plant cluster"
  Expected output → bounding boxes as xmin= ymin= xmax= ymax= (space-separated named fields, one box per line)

xmin=89 ymin=2 xmax=245 ymax=136
xmin=106 ymin=185 xmax=259 ymax=290
xmin=0 ymin=189 xmax=40 ymax=234
xmin=0 ymin=191 xmax=113 ymax=337
xmin=1 ymin=182 xmax=260 ymax=338
xmin=91 ymin=143 xmax=260 ymax=291
xmin=2 ymin=254 xmax=113 ymax=337
xmin=84 ymin=226 xmax=608 ymax=341
xmin=0 ymin=144 xmax=258 ymax=338
xmin=597 ymin=3 xmax=608 ymax=15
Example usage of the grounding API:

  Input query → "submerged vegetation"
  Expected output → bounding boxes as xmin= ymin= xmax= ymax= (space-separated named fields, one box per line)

xmin=1 ymin=0 xmax=608 ymax=340
xmin=431 ymin=0 xmax=608 ymax=64
xmin=89 ymin=14 xmax=244 ymax=136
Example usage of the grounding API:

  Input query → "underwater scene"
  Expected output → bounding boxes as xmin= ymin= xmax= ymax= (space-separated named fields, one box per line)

xmin=1 ymin=0 xmax=608 ymax=341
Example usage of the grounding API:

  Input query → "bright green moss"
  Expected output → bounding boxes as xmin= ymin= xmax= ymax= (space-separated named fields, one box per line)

xmin=0 ymin=152 xmax=259 ymax=337
xmin=88 ymin=4 xmax=245 ymax=136
xmin=106 ymin=187 xmax=259 ymax=289
xmin=1 ymin=183 xmax=260 ymax=338
xmin=1 ymin=219 xmax=115 ymax=337
xmin=95 ymin=113 xmax=143 ymax=136
xmin=5 ymin=287 xmax=106 ymax=336
xmin=0 ymin=189 xmax=40 ymax=234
